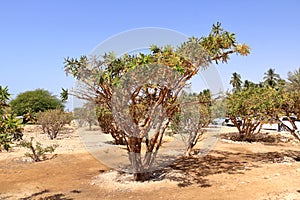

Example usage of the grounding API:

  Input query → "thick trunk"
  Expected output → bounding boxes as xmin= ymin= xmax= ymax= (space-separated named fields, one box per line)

xmin=133 ymin=172 xmax=150 ymax=182
xmin=128 ymin=136 xmax=151 ymax=181
xmin=185 ymin=132 xmax=197 ymax=156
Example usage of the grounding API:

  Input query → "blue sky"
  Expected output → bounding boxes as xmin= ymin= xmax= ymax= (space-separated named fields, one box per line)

xmin=1 ymin=0 xmax=300 ymax=109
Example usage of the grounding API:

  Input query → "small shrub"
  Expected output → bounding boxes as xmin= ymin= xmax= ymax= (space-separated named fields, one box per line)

xmin=37 ymin=109 xmax=72 ymax=139
xmin=19 ymin=137 xmax=58 ymax=162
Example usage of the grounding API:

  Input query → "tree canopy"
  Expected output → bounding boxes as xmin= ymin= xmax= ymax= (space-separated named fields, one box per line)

xmin=10 ymin=89 xmax=64 ymax=122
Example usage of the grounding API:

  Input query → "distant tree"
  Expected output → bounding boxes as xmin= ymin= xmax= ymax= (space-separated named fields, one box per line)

xmin=226 ymin=69 xmax=300 ymax=142
xmin=274 ymin=69 xmax=300 ymax=139
xmin=263 ymin=68 xmax=280 ymax=88
xmin=275 ymin=91 xmax=300 ymax=140
xmin=73 ymin=102 xmax=97 ymax=130
xmin=175 ymin=90 xmax=212 ymax=156
xmin=169 ymin=90 xmax=210 ymax=155
xmin=226 ymin=86 xmax=278 ymax=141
xmin=37 ymin=109 xmax=72 ymax=139
xmin=10 ymin=89 xmax=64 ymax=123
xmin=230 ymin=72 xmax=242 ymax=92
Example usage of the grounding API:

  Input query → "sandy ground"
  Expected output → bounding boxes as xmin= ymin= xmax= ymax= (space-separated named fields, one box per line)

xmin=0 ymin=125 xmax=300 ymax=200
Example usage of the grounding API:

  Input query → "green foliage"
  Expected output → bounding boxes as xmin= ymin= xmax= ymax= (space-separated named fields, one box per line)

xmin=227 ymin=69 xmax=300 ymax=141
xmin=226 ymin=86 xmax=279 ymax=140
xmin=275 ymin=87 xmax=300 ymax=139
xmin=0 ymin=86 xmax=10 ymax=113
xmin=0 ymin=86 xmax=23 ymax=151
xmin=10 ymin=89 xmax=64 ymax=123
xmin=60 ymin=88 xmax=69 ymax=102
xmin=0 ymin=114 xmax=23 ymax=150
xmin=37 ymin=109 xmax=73 ymax=139
xmin=19 ymin=137 xmax=57 ymax=162
xmin=200 ymin=22 xmax=250 ymax=64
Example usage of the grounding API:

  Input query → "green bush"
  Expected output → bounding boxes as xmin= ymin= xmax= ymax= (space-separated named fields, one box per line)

xmin=37 ymin=109 xmax=73 ymax=139
xmin=0 ymin=114 xmax=23 ymax=151
xmin=0 ymin=86 xmax=23 ymax=151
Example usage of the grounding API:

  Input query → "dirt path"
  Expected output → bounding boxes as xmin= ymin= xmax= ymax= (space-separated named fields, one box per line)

xmin=0 ymin=127 xmax=300 ymax=199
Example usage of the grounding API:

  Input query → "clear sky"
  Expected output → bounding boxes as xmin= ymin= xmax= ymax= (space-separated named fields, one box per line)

xmin=1 ymin=0 xmax=300 ymax=109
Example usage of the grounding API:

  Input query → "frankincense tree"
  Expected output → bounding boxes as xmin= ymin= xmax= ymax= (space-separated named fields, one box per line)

xmin=63 ymin=23 xmax=250 ymax=181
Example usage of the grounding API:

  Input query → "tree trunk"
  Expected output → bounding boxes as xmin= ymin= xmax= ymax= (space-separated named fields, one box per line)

xmin=185 ymin=132 xmax=197 ymax=156
xmin=127 ymin=136 xmax=157 ymax=182
xmin=133 ymin=172 xmax=150 ymax=182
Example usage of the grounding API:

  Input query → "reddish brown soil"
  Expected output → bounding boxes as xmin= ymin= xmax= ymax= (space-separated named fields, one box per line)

xmin=1 ymin=127 xmax=300 ymax=200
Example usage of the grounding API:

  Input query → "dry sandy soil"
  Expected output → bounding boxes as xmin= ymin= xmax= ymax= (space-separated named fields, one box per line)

xmin=0 ymin=125 xmax=300 ymax=200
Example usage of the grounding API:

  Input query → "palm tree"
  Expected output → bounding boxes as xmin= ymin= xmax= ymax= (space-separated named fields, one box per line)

xmin=263 ymin=68 xmax=280 ymax=88
xmin=230 ymin=72 xmax=242 ymax=92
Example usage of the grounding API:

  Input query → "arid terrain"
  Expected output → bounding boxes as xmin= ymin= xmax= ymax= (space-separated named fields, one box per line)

xmin=1 ymin=125 xmax=300 ymax=200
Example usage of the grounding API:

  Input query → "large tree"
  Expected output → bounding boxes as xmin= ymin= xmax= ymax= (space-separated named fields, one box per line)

xmin=10 ymin=89 xmax=64 ymax=123
xmin=64 ymin=22 xmax=250 ymax=181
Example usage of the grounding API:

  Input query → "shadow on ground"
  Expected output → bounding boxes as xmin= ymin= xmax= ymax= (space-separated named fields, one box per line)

xmin=18 ymin=189 xmax=79 ymax=200
xmin=160 ymin=149 xmax=300 ymax=188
